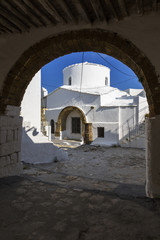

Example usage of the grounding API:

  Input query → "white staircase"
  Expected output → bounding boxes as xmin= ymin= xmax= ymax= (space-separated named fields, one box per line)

xmin=120 ymin=121 xmax=145 ymax=149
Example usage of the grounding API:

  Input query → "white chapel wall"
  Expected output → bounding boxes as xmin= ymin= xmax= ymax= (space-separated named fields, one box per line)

xmin=119 ymin=106 xmax=137 ymax=140
xmin=138 ymin=96 xmax=149 ymax=123
xmin=21 ymin=71 xmax=41 ymax=132
xmin=92 ymin=122 xmax=119 ymax=145
xmin=93 ymin=107 xmax=119 ymax=123
xmin=47 ymin=88 xmax=100 ymax=110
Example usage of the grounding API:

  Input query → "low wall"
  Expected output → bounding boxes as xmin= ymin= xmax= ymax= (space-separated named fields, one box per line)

xmin=0 ymin=105 xmax=23 ymax=178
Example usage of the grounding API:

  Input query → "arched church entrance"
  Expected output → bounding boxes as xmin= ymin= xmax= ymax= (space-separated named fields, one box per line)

xmin=55 ymin=106 xmax=92 ymax=144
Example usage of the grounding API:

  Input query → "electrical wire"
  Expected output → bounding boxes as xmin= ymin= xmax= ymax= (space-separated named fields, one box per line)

xmin=41 ymin=75 xmax=137 ymax=93
xmin=96 ymin=52 xmax=137 ymax=78
xmin=41 ymin=83 xmax=60 ymax=88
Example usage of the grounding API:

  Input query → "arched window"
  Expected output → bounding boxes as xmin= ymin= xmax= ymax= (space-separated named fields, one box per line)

xmin=105 ymin=77 xmax=108 ymax=86
xmin=50 ymin=119 xmax=54 ymax=134
xmin=68 ymin=76 xmax=72 ymax=85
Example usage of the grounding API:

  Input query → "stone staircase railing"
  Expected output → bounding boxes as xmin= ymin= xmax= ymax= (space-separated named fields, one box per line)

xmin=128 ymin=121 xmax=145 ymax=142
xmin=121 ymin=121 xmax=145 ymax=145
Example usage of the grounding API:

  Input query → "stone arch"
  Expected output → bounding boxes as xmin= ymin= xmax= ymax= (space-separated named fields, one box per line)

xmin=1 ymin=29 xmax=159 ymax=117
xmin=55 ymin=106 xmax=92 ymax=143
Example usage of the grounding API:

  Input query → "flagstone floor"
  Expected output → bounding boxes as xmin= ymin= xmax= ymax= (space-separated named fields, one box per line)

xmin=0 ymin=145 xmax=160 ymax=240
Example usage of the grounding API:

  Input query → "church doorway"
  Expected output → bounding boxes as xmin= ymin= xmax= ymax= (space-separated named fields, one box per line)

xmin=55 ymin=106 xmax=92 ymax=143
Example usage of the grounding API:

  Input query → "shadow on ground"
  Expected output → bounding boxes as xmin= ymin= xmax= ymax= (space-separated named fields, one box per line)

xmin=1 ymin=145 xmax=159 ymax=240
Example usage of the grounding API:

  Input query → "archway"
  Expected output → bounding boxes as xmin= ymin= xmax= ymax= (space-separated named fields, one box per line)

xmin=0 ymin=28 xmax=160 ymax=198
xmin=55 ymin=106 xmax=92 ymax=143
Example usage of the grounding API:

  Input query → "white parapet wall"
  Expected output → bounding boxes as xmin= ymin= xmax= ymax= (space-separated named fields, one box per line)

xmin=21 ymin=71 xmax=41 ymax=132
xmin=21 ymin=70 xmax=68 ymax=164
xmin=21 ymin=126 xmax=68 ymax=164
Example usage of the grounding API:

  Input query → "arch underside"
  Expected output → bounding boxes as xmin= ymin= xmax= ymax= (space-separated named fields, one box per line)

xmin=1 ymin=29 xmax=159 ymax=116
xmin=0 ymin=1 xmax=158 ymax=35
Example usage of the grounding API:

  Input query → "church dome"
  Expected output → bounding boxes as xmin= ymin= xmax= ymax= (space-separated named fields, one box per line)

xmin=63 ymin=62 xmax=110 ymax=89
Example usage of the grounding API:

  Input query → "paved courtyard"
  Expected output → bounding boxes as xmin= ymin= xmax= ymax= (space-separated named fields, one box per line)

xmin=1 ymin=144 xmax=160 ymax=240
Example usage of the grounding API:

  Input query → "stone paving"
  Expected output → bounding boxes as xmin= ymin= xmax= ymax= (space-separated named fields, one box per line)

xmin=1 ymin=145 xmax=160 ymax=240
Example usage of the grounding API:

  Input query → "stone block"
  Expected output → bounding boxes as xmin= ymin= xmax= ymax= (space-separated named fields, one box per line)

xmin=0 ymin=156 xmax=6 ymax=167
xmin=6 ymin=155 xmax=11 ymax=165
xmin=0 ymin=116 xmax=9 ymax=127
xmin=10 ymin=153 xmax=17 ymax=163
xmin=0 ymin=130 xmax=6 ymax=144
xmin=12 ymin=129 xmax=15 ymax=140
xmin=17 ymin=152 xmax=21 ymax=162
xmin=12 ymin=116 xmax=23 ymax=127
xmin=0 ymin=142 xmax=14 ymax=156
xmin=6 ymin=129 xmax=13 ymax=142
xmin=0 ymin=160 xmax=23 ymax=178
xmin=5 ymin=105 xmax=21 ymax=117
xmin=17 ymin=126 xmax=22 ymax=141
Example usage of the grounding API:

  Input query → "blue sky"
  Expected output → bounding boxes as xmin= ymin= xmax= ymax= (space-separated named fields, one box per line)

xmin=41 ymin=51 xmax=143 ymax=94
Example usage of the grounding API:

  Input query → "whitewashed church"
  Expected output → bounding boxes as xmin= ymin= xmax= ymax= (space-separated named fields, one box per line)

xmin=43 ymin=62 xmax=148 ymax=147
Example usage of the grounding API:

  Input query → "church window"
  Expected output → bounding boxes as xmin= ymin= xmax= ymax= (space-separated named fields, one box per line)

xmin=50 ymin=119 xmax=54 ymax=134
xmin=72 ymin=117 xmax=81 ymax=133
xmin=105 ymin=77 xmax=108 ymax=86
xmin=98 ymin=127 xmax=104 ymax=138
xmin=68 ymin=77 xmax=72 ymax=85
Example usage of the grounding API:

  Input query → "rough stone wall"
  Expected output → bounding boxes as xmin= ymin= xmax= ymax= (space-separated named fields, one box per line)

xmin=84 ymin=123 xmax=93 ymax=144
xmin=146 ymin=115 xmax=160 ymax=198
xmin=0 ymin=105 xmax=23 ymax=178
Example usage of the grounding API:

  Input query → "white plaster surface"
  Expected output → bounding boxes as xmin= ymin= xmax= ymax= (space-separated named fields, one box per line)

xmin=91 ymin=122 xmax=119 ymax=146
xmin=20 ymin=71 xmax=68 ymax=164
xmin=21 ymin=127 xmax=68 ymax=164
xmin=124 ymin=89 xmax=144 ymax=96
xmin=21 ymin=71 xmax=41 ymax=132
xmin=138 ymin=96 xmax=149 ymax=123
xmin=63 ymin=62 xmax=110 ymax=88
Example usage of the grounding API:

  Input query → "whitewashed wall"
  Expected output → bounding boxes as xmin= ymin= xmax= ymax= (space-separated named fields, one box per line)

xmin=100 ymin=89 xmax=133 ymax=106
xmin=92 ymin=122 xmax=119 ymax=146
xmin=21 ymin=71 xmax=41 ymax=132
xmin=93 ymin=107 xmax=119 ymax=122
xmin=63 ymin=62 xmax=110 ymax=88
xmin=21 ymin=71 xmax=68 ymax=163
xmin=138 ymin=96 xmax=149 ymax=122
xmin=124 ymin=89 xmax=144 ymax=96
xmin=119 ymin=106 xmax=136 ymax=140
xmin=47 ymin=88 xmax=100 ymax=110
